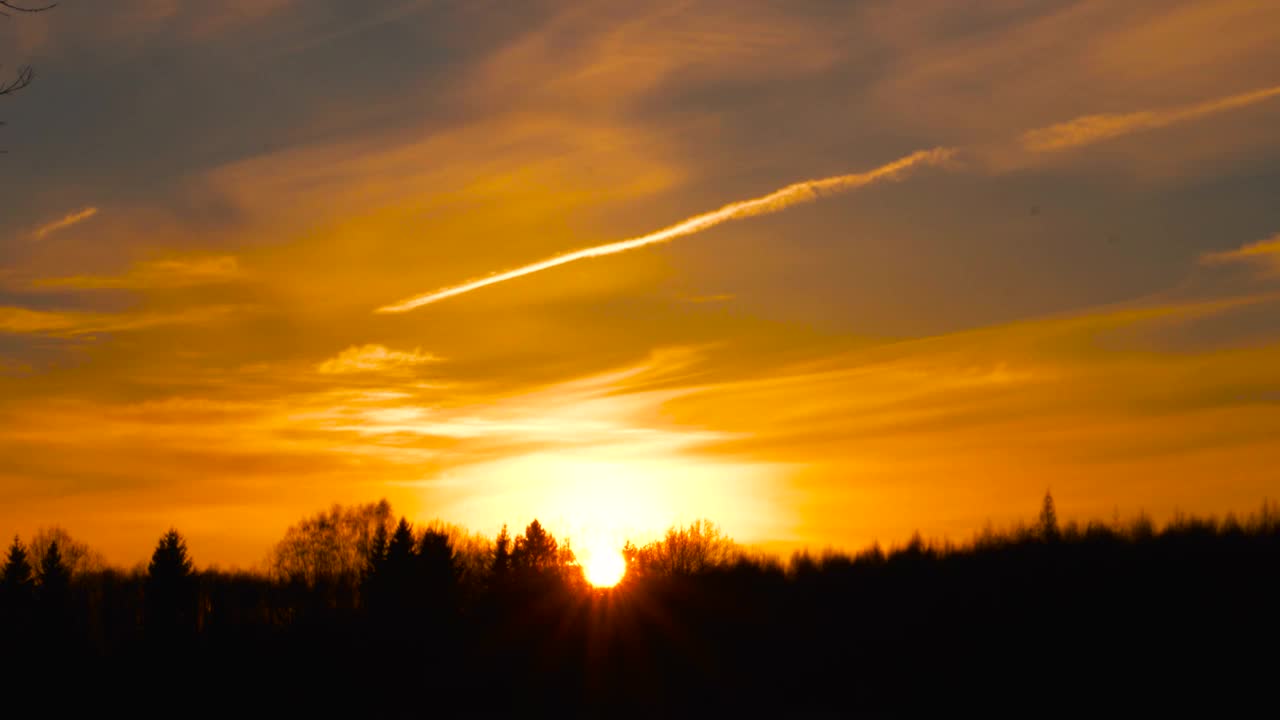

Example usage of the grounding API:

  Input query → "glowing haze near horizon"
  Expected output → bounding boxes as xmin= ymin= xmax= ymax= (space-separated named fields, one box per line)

xmin=3 ymin=1 xmax=1280 ymax=568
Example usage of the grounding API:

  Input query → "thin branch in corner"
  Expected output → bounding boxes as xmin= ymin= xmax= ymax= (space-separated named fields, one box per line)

xmin=0 ymin=66 xmax=35 ymax=97
xmin=0 ymin=2 xmax=57 ymax=17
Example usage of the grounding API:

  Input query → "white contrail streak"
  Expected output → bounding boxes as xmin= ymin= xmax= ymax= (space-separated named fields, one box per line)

xmin=33 ymin=206 xmax=99 ymax=239
xmin=376 ymin=147 xmax=955 ymax=313
xmin=1021 ymin=84 xmax=1280 ymax=153
xmin=378 ymin=84 xmax=1280 ymax=314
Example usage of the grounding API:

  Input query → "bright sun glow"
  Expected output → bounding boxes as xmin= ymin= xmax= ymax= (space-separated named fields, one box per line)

xmin=421 ymin=452 xmax=790 ymax=590
xmin=582 ymin=546 xmax=627 ymax=587
xmin=433 ymin=453 xmax=787 ymax=549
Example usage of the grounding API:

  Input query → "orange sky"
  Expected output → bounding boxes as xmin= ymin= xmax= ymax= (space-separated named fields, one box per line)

xmin=2 ymin=1 xmax=1280 ymax=568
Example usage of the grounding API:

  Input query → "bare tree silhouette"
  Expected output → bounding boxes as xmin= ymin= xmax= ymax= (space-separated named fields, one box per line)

xmin=270 ymin=500 xmax=393 ymax=588
xmin=0 ymin=1 xmax=56 ymax=150
xmin=27 ymin=526 xmax=103 ymax=580
xmin=625 ymin=519 xmax=738 ymax=577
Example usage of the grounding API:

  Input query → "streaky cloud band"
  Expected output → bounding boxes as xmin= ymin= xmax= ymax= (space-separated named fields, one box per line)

xmin=375 ymin=148 xmax=955 ymax=313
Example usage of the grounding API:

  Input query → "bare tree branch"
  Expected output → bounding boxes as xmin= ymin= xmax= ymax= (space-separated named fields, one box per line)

xmin=0 ymin=2 xmax=57 ymax=17
xmin=0 ymin=65 xmax=34 ymax=96
xmin=0 ymin=1 xmax=55 ymax=152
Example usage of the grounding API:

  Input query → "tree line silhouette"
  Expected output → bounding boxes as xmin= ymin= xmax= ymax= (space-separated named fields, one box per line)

xmin=2 ymin=493 xmax=1278 ymax=714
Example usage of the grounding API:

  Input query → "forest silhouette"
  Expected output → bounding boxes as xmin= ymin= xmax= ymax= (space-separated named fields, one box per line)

xmin=2 ymin=494 xmax=1278 ymax=714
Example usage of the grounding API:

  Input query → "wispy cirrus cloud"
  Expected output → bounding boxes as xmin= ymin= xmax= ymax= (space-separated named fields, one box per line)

xmin=0 ymin=304 xmax=241 ymax=337
xmin=316 ymin=344 xmax=441 ymax=375
xmin=32 ymin=207 xmax=99 ymax=239
xmin=36 ymin=256 xmax=244 ymax=290
xmin=1020 ymin=85 xmax=1280 ymax=153
xmin=1200 ymin=233 xmax=1280 ymax=274
xmin=685 ymin=293 xmax=735 ymax=304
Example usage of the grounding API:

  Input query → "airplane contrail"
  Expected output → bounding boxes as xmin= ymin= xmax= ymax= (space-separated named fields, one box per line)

xmin=33 ymin=206 xmax=99 ymax=240
xmin=375 ymin=147 xmax=955 ymax=313
xmin=377 ymin=83 xmax=1280 ymax=314
xmin=1020 ymin=84 xmax=1280 ymax=153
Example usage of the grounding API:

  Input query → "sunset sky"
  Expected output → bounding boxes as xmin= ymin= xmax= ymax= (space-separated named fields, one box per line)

xmin=3 ymin=1 xmax=1279 ymax=568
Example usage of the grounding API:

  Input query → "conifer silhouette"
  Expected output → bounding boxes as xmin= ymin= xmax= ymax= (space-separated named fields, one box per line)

xmin=1 ymin=536 xmax=35 ymax=633
xmin=2 ymin=535 xmax=33 ymax=592
xmin=491 ymin=524 xmax=512 ymax=581
xmin=416 ymin=527 xmax=459 ymax=640
xmin=1039 ymin=491 xmax=1060 ymax=542
xmin=417 ymin=528 xmax=457 ymax=592
xmin=37 ymin=540 xmax=69 ymax=603
xmin=148 ymin=528 xmax=195 ymax=580
xmin=386 ymin=518 xmax=416 ymax=574
xmin=513 ymin=519 xmax=558 ymax=573
xmin=373 ymin=518 xmax=418 ymax=619
xmin=367 ymin=522 xmax=389 ymax=574
xmin=34 ymin=539 xmax=70 ymax=639
xmin=361 ymin=521 xmax=390 ymax=608
xmin=145 ymin=529 xmax=196 ymax=642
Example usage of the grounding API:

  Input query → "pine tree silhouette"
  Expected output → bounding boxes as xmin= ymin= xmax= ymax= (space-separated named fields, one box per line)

xmin=148 ymin=528 xmax=195 ymax=580
xmin=145 ymin=528 xmax=196 ymax=643
xmin=367 ymin=522 xmax=389 ymax=574
xmin=386 ymin=518 xmax=416 ymax=574
xmin=378 ymin=518 xmax=418 ymax=619
xmin=2 ymin=535 xmax=34 ymax=592
xmin=513 ymin=519 xmax=558 ymax=573
xmin=35 ymin=539 xmax=70 ymax=636
xmin=38 ymin=540 xmax=69 ymax=599
xmin=1039 ymin=491 xmax=1060 ymax=542
xmin=417 ymin=528 xmax=456 ymax=593
xmin=1 ymin=536 xmax=36 ymax=635
xmin=491 ymin=524 xmax=512 ymax=581
xmin=361 ymin=521 xmax=390 ymax=611
xmin=417 ymin=528 xmax=458 ymax=634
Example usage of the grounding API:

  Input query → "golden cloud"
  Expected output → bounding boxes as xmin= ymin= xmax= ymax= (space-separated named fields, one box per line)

xmin=37 ymin=255 xmax=243 ymax=290
xmin=316 ymin=344 xmax=441 ymax=375
xmin=0 ymin=304 xmax=241 ymax=336
xmin=1200 ymin=233 xmax=1280 ymax=274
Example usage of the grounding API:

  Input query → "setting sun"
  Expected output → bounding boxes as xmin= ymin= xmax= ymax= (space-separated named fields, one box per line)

xmin=582 ymin=546 xmax=627 ymax=588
